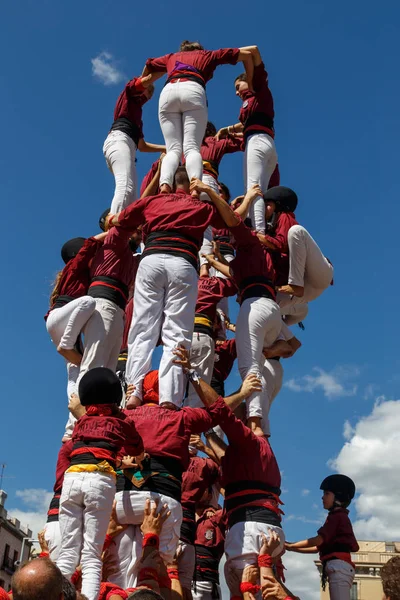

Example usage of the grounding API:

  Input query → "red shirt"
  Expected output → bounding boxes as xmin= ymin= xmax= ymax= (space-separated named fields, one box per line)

xmin=318 ymin=508 xmax=359 ymax=559
xmin=122 ymin=399 xmax=224 ymax=470
xmin=145 ymin=48 xmax=240 ymax=84
xmin=117 ymin=189 xmax=224 ymax=246
xmin=73 ymin=412 xmax=143 ymax=457
xmin=113 ymin=77 xmax=148 ymax=139
xmin=264 ymin=211 xmax=297 ymax=286
xmin=195 ymin=508 xmax=226 ymax=556
xmin=98 ymin=582 xmax=127 ymax=600
xmin=54 ymin=440 xmax=73 ymax=492
xmin=207 ymin=400 xmax=281 ymax=491
xmin=229 ymin=217 xmax=276 ymax=288
xmin=139 ymin=159 xmax=160 ymax=197
xmin=195 ymin=276 xmax=237 ymax=321
xmin=213 ymin=339 xmax=237 ymax=382
xmin=201 ymin=136 xmax=242 ymax=177
xmin=239 ymin=62 xmax=274 ymax=135
xmin=90 ymin=227 xmax=137 ymax=288
xmin=55 ymin=237 xmax=102 ymax=301
xmin=181 ymin=457 xmax=220 ymax=511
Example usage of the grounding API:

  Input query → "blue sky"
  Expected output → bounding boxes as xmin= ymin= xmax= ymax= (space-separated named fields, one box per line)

xmin=0 ymin=1 xmax=398 ymax=596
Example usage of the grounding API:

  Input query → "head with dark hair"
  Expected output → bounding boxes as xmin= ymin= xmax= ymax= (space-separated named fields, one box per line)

xmin=234 ymin=72 xmax=249 ymax=99
xmin=174 ymin=166 xmax=190 ymax=191
xmin=62 ymin=575 xmax=77 ymax=600
xmin=381 ymin=555 xmax=400 ymax=600
xmin=179 ymin=40 xmax=204 ymax=52
xmin=218 ymin=182 xmax=231 ymax=202
xmin=128 ymin=590 xmax=165 ymax=600
xmin=204 ymin=121 xmax=217 ymax=138
xmin=12 ymin=558 xmax=63 ymax=600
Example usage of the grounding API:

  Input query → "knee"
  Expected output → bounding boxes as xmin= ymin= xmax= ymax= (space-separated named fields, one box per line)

xmin=288 ymin=224 xmax=306 ymax=239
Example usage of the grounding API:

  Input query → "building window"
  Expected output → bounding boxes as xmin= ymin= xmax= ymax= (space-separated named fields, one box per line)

xmin=0 ymin=579 xmax=4 ymax=590
xmin=12 ymin=550 xmax=18 ymax=568
xmin=385 ymin=543 xmax=395 ymax=553
xmin=350 ymin=582 xmax=358 ymax=600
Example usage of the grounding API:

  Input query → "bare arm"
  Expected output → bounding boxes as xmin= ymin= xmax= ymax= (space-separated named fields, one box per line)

xmin=190 ymin=178 xmax=240 ymax=227
xmin=225 ymin=374 xmax=263 ymax=411
xmin=201 ymin=253 xmax=232 ymax=278
xmin=257 ymin=232 xmax=280 ymax=250
xmin=140 ymin=155 xmax=165 ymax=198
xmin=238 ymin=48 xmax=254 ymax=89
xmin=286 ymin=535 xmax=323 ymax=550
xmin=239 ymin=45 xmax=262 ymax=67
xmin=287 ymin=546 xmax=319 ymax=554
xmin=235 ymin=184 xmax=263 ymax=219
xmin=137 ymin=139 xmax=166 ymax=153
xmin=205 ymin=430 xmax=227 ymax=462
xmin=215 ymin=122 xmax=244 ymax=140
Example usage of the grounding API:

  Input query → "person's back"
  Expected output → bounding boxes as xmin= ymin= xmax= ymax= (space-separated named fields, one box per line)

xmin=11 ymin=558 xmax=63 ymax=600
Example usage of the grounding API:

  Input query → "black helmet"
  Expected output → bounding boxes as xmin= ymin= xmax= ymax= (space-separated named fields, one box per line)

xmin=263 ymin=186 xmax=298 ymax=213
xmin=320 ymin=474 xmax=356 ymax=503
xmin=78 ymin=367 xmax=122 ymax=406
xmin=99 ymin=208 xmax=110 ymax=232
xmin=61 ymin=237 xmax=86 ymax=264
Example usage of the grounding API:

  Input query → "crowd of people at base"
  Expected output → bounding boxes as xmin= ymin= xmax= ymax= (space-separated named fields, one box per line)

xmin=4 ymin=39 xmax=372 ymax=600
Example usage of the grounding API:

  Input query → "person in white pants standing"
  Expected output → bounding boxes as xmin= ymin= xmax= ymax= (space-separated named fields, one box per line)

xmin=142 ymin=41 xmax=254 ymax=194
xmin=286 ymin=475 xmax=358 ymax=600
xmin=57 ymin=368 xmax=144 ymax=600
xmin=103 ymin=74 xmax=165 ymax=214
xmin=216 ymin=45 xmax=277 ymax=233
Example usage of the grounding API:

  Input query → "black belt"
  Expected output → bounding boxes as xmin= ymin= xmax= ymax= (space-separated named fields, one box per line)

xmin=166 ymin=73 xmax=206 ymax=89
xmin=52 ymin=295 xmax=75 ymax=310
xmin=88 ymin=276 xmax=128 ymax=310
xmin=244 ymin=112 xmax=274 ymax=141
xmin=143 ymin=230 xmax=200 ymax=270
xmin=110 ymin=117 xmax=141 ymax=146
xmin=239 ymin=275 xmax=276 ymax=305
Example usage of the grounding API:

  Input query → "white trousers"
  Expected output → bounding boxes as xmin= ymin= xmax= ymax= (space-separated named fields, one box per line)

xmin=199 ymin=174 xmax=219 ymax=266
xmin=159 ymin=80 xmax=208 ymax=188
xmin=244 ymin=133 xmax=277 ymax=233
xmin=79 ymin=298 xmax=125 ymax=383
xmin=185 ymin=333 xmax=215 ymax=407
xmin=281 ymin=302 xmax=309 ymax=325
xmin=113 ymin=490 xmax=182 ymax=588
xmin=46 ymin=297 xmax=97 ymax=439
xmin=57 ymin=471 xmax=116 ymax=600
xmin=261 ymin=358 xmax=284 ymax=436
xmin=277 ymin=225 xmax=334 ymax=311
xmin=225 ymin=521 xmax=285 ymax=573
xmin=236 ymin=297 xmax=282 ymax=420
xmin=103 ymin=130 xmax=138 ymax=214
xmin=127 ymin=253 xmax=198 ymax=406
xmin=192 ymin=581 xmax=221 ymax=600
xmin=177 ymin=541 xmax=196 ymax=589
xmin=326 ymin=559 xmax=355 ymax=600
xmin=43 ymin=520 xmax=61 ymax=561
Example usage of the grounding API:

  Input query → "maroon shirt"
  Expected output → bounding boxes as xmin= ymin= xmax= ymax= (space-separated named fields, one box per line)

xmin=73 ymin=412 xmax=143 ymax=458
xmin=182 ymin=457 xmax=220 ymax=508
xmin=207 ymin=400 xmax=281 ymax=492
xmin=117 ymin=189 xmax=224 ymax=245
xmin=145 ymin=48 xmax=240 ymax=84
xmin=121 ymin=399 xmax=224 ymax=470
xmin=239 ymin=62 xmax=275 ymax=138
xmin=201 ymin=136 xmax=242 ymax=178
xmin=264 ymin=211 xmax=298 ymax=285
xmin=195 ymin=276 xmax=237 ymax=321
xmin=52 ymin=237 xmax=102 ymax=303
xmin=195 ymin=508 xmax=226 ymax=556
xmin=90 ymin=227 xmax=137 ymax=289
xmin=113 ymin=77 xmax=148 ymax=139
xmin=213 ymin=339 xmax=237 ymax=382
xmin=229 ymin=217 xmax=276 ymax=289
xmin=54 ymin=440 xmax=73 ymax=492
xmin=318 ymin=508 xmax=359 ymax=559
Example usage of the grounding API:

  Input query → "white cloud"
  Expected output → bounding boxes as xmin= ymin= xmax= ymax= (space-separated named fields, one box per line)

xmin=284 ymin=366 xmax=359 ymax=399
xmin=8 ymin=488 xmax=53 ymax=538
xmin=283 ymin=552 xmax=320 ymax=600
xmin=286 ymin=514 xmax=321 ymax=525
xmin=331 ymin=399 xmax=400 ymax=539
xmin=301 ymin=488 xmax=310 ymax=496
xmin=91 ymin=52 xmax=125 ymax=86
xmin=343 ymin=419 xmax=355 ymax=441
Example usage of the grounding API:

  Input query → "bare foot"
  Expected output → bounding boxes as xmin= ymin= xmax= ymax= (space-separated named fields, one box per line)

xmin=160 ymin=184 xmax=172 ymax=194
xmin=57 ymin=346 xmax=82 ymax=366
xmin=277 ymin=284 xmax=304 ymax=297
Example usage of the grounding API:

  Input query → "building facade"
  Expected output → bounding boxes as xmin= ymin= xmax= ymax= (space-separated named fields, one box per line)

xmin=0 ymin=490 xmax=32 ymax=592
xmin=315 ymin=540 xmax=400 ymax=599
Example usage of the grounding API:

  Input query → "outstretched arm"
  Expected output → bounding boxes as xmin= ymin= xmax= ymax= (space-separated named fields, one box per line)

xmin=190 ymin=178 xmax=240 ymax=227
xmin=140 ymin=155 xmax=165 ymax=198
xmin=138 ymin=139 xmax=166 ymax=153
xmin=238 ymin=48 xmax=254 ymax=89
xmin=201 ymin=253 xmax=232 ymax=278
xmin=235 ymin=184 xmax=263 ymax=220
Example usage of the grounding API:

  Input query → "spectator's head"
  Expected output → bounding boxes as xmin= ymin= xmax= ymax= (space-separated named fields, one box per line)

xmin=11 ymin=558 xmax=64 ymax=600
xmin=218 ymin=182 xmax=231 ymax=203
xmin=381 ymin=555 xmax=400 ymax=600
xmin=128 ymin=590 xmax=164 ymax=600
xmin=174 ymin=167 xmax=190 ymax=192
xmin=62 ymin=576 xmax=76 ymax=600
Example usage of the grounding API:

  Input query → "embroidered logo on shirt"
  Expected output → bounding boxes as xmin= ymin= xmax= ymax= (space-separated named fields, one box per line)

xmin=242 ymin=101 xmax=248 ymax=108
xmin=205 ymin=529 xmax=214 ymax=540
